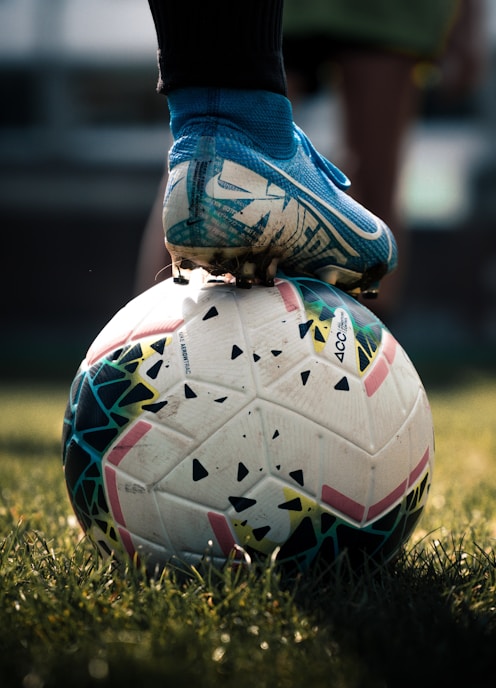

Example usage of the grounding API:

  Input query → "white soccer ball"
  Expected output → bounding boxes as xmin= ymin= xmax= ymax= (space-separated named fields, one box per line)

xmin=62 ymin=275 xmax=434 ymax=571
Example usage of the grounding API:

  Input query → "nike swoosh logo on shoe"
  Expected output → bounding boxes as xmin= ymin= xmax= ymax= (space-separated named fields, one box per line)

xmin=202 ymin=158 xmax=387 ymax=260
xmin=262 ymin=159 xmax=385 ymax=242
xmin=205 ymin=161 xmax=285 ymax=200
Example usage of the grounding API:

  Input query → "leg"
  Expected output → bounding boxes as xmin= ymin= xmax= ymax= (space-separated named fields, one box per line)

xmin=336 ymin=49 xmax=420 ymax=317
xmin=145 ymin=1 xmax=398 ymax=293
xmin=133 ymin=172 xmax=171 ymax=295
xmin=147 ymin=0 xmax=286 ymax=95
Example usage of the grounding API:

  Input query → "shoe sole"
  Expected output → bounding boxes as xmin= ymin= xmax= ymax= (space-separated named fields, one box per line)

xmin=167 ymin=242 xmax=386 ymax=296
xmin=167 ymin=243 xmax=280 ymax=288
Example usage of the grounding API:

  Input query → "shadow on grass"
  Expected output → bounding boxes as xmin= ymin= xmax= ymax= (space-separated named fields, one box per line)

xmin=283 ymin=542 xmax=496 ymax=688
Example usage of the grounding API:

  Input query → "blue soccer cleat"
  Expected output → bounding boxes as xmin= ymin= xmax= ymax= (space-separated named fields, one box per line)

xmin=163 ymin=89 xmax=397 ymax=294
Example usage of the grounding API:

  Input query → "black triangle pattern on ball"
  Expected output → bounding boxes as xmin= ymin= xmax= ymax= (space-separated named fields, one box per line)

xmin=93 ymin=361 xmax=126 ymax=386
xmin=184 ymin=384 xmax=197 ymax=399
xmin=62 ymin=336 xmax=178 ymax=559
xmin=278 ymin=497 xmax=303 ymax=511
xmin=142 ymin=400 xmax=168 ymax=413
xmin=151 ymin=337 xmax=167 ymax=355
xmin=119 ymin=383 xmax=155 ymax=408
xmin=229 ymin=496 xmax=257 ymax=513
xmin=119 ymin=343 xmax=144 ymax=365
xmin=271 ymin=476 xmax=429 ymax=569
xmin=313 ymin=327 xmax=326 ymax=343
xmin=299 ymin=320 xmax=313 ymax=338
xmin=355 ymin=329 xmax=381 ymax=374
xmin=334 ymin=376 xmax=350 ymax=391
xmin=202 ymin=306 xmax=219 ymax=320
xmin=289 ymin=469 xmax=304 ymax=486
xmin=110 ymin=412 xmax=129 ymax=427
xmin=231 ymin=345 xmax=243 ymax=359
xmin=125 ymin=362 xmax=139 ymax=374
xmin=146 ymin=360 xmax=163 ymax=379
xmin=253 ymin=525 xmax=271 ymax=541
xmin=230 ymin=468 xmax=430 ymax=569
xmin=96 ymin=380 xmax=131 ymax=412
xmin=192 ymin=458 xmax=209 ymax=481
xmin=237 ymin=462 xmax=250 ymax=482
xmin=300 ymin=370 xmax=310 ymax=386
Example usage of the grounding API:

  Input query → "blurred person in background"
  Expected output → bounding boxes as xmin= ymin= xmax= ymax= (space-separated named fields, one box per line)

xmin=283 ymin=0 xmax=485 ymax=320
xmin=135 ymin=0 xmax=484 ymax=324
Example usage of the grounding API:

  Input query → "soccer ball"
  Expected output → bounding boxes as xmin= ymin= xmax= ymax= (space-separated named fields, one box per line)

xmin=62 ymin=275 xmax=434 ymax=572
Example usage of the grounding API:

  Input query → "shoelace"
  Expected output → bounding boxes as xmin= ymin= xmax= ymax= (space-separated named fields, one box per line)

xmin=294 ymin=124 xmax=350 ymax=191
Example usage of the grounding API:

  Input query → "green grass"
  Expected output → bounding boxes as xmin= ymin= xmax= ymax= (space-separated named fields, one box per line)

xmin=1 ymin=375 xmax=496 ymax=687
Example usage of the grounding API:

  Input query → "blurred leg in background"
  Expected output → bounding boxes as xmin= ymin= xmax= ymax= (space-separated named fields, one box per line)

xmin=330 ymin=49 xmax=420 ymax=320
xmin=283 ymin=0 xmax=485 ymax=321
xmin=134 ymin=157 xmax=171 ymax=293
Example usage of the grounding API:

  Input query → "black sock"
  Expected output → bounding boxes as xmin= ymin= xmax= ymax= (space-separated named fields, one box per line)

xmin=147 ymin=0 xmax=287 ymax=96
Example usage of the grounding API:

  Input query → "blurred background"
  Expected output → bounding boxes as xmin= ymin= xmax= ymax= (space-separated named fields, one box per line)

xmin=1 ymin=0 xmax=495 ymax=382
